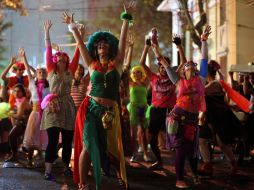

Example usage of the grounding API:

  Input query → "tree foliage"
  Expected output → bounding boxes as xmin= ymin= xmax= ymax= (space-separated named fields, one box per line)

xmin=177 ymin=0 xmax=207 ymax=49
xmin=85 ymin=0 xmax=172 ymax=62
xmin=0 ymin=19 xmax=12 ymax=60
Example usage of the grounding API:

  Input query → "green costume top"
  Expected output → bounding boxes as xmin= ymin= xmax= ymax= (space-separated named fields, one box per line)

xmin=128 ymin=85 xmax=148 ymax=127
xmin=129 ymin=85 xmax=147 ymax=106
xmin=90 ymin=69 xmax=120 ymax=101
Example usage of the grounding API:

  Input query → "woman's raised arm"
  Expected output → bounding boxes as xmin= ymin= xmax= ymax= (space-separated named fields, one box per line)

xmin=140 ymin=36 xmax=152 ymax=77
xmin=62 ymin=12 xmax=93 ymax=68
xmin=199 ymin=25 xmax=211 ymax=79
xmin=19 ymin=48 xmax=33 ymax=80
xmin=114 ymin=0 xmax=135 ymax=67
xmin=43 ymin=20 xmax=55 ymax=73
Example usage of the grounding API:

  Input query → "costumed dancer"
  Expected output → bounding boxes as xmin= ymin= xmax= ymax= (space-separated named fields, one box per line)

xmin=155 ymin=26 xmax=211 ymax=188
xmin=71 ymin=63 xmax=90 ymax=110
xmin=128 ymin=65 xmax=150 ymax=162
xmin=70 ymin=25 xmax=90 ymax=110
xmin=40 ymin=20 xmax=80 ymax=181
xmin=0 ymin=81 xmax=12 ymax=153
xmin=119 ymin=32 xmax=134 ymax=156
xmin=141 ymin=34 xmax=176 ymax=170
xmin=199 ymin=60 xmax=243 ymax=175
xmin=5 ymin=84 xmax=31 ymax=162
xmin=20 ymin=48 xmax=50 ymax=166
xmin=63 ymin=1 xmax=135 ymax=189
xmin=1 ymin=54 xmax=32 ymax=108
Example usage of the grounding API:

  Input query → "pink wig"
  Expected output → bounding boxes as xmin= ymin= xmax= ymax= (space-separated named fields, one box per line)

xmin=52 ymin=51 xmax=70 ymax=70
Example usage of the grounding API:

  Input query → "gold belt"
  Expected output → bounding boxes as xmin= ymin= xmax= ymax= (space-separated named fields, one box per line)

xmin=33 ymin=103 xmax=40 ymax=111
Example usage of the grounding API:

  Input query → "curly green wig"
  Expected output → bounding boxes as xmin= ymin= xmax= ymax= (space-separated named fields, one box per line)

xmin=86 ymin=31 xmax=119 ymax=60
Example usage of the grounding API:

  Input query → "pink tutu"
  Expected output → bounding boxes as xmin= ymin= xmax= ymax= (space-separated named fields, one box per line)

xmin=23 ymin=110 xmax=48 ymax=150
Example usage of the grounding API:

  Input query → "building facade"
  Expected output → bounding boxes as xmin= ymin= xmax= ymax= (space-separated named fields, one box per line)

xmin=158 ymin=0 xmax=254 ymax=79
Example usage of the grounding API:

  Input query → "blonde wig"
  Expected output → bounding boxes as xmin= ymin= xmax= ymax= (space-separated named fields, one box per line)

xmin=130 ymin=66 xmax=147 ymax=83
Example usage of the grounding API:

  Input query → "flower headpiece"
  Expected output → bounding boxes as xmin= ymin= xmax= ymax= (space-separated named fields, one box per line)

xmin=130 ymin=66 xmax=147 ymax=83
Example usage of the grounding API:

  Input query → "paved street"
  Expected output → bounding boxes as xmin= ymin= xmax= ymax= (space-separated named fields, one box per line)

xmin=1 ymin=149 xmax=254 ymax=190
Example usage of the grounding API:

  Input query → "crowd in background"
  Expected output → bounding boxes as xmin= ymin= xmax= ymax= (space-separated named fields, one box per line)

xmin=0 ymin=2 xmax=254 ymax=190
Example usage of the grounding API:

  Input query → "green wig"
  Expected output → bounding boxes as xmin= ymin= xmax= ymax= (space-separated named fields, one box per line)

xmin=86 ymin=31 xmax=119 ymax=60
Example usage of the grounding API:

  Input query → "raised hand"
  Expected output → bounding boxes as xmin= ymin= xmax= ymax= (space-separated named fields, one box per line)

xmin=145 ymin=35 xmax=151 ymax=46
xmin=151 ymin=27 xmax=158 ymax=46
xmin=62 ymin=12 xmax=74 ymax=24
xmin=10 ymin=56 xmax=17 ymax=65
xmin=51 ymin=43 xmax=60 ymax=51
xmin=122 ymin=0 xmax=136 ymax=14
xmin=201 ymin=25 xmax=211 ymax=41
xmin=43 ymin=20 xmax=52 ymax=32
xmin=172 ymin=34 xmax=181 ymax=46
xmin=228 ymin=71 xmax=234 ymax=78
xmin=18 ymin=48 xmax=25 ymax=58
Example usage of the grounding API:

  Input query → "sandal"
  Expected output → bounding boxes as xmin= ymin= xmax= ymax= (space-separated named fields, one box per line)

xmin=78 ymin=183 xmax=89 ymax=190
xmin=117 ymin=178 xmax=129 ymax=190
xmin=44 ymin=172 xmax=56 ymax=181
xmin=193 ymin=175 xmax=201 ymax=185
xmin=63 ymin=167 xmax=73 ymax=177
xmin=5 ymin=155 xmax=19 ymax=163
xmin=175 ymin=180 xmax=189 ymax=188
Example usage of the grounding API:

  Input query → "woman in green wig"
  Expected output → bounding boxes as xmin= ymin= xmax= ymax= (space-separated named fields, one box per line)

xmin=62 ymin=1 xmax=135 ymax=189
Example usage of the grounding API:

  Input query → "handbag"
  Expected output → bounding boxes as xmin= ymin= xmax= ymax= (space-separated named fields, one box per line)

xmin=102 ymin=111 xmax=114 ymax=130
xmin=166 ymin=116 xmax=179 ymax=135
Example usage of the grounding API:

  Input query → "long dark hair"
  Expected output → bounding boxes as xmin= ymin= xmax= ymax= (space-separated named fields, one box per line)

xmin=73 ymin=64 xmax=85 ymax=86
xmin=208 ymin=60 xmax=219 ymax=79
xmin=13 ymin=84 xmax=26 ymax=97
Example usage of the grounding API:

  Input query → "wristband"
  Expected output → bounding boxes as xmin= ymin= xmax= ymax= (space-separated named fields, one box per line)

xmin=68 ymin=23 xmax=77 ymax=33
xmin=121 ymin=12 xmax=133 ymax=24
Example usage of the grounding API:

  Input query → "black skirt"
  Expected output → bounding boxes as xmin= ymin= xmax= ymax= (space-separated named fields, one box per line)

xmin=205 ymin=95 xmax=242 ymax=144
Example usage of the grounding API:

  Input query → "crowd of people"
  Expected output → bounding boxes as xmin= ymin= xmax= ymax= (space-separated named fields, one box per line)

xmin=0 ymin=1 xmax=254 ymax=190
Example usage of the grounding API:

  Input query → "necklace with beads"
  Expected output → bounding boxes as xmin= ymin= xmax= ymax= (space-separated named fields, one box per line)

xmin=100 ymin=62 xmax=108 ymax=88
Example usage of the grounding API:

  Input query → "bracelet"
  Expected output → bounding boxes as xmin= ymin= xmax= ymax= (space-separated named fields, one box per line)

xmin=45 ymin=38 xmax=50 ymax=40
xmin=68 ymin=23 xmax=77 ymax=33
xmin=121 ymin=12 xmax=133 ymax=23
